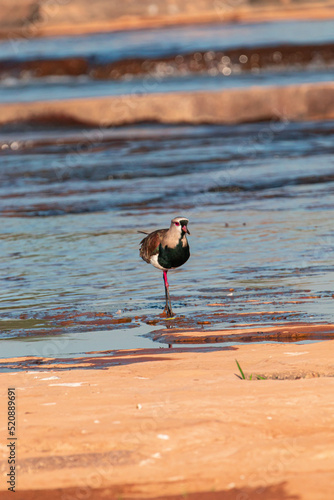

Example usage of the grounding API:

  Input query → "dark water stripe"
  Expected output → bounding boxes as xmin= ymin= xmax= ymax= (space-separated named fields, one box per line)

xmin=1 ymin=173 xmax=334 ymax=217
xmin=209 ymin=174 xmax=334 ymax=192
xmin=2 ymin=136 xmax=334 ymax=187
xmin=1 ymin=42 xmax=333 ymax=80
xmin=1 ymin=120 xmax=334 ymax=145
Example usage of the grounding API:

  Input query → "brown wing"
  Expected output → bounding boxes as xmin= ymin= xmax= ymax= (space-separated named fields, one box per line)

xmin=139 ymin=229 xmax=167 ymax=263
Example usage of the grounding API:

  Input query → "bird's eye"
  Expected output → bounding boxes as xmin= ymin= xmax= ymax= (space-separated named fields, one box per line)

xmin=175 ymin=222 xmax=180 ymax=226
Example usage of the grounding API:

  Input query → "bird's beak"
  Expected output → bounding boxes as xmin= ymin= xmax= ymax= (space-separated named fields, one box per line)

xmin=182 ymin=226 xmax=190 ymax=235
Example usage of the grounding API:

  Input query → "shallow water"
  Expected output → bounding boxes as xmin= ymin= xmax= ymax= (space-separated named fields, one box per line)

xmin=1 ymin=120 xmax=334 ymax=358
xmin=2 ymin=20 xmax=334 ymax=62
xmin=1 ymin=17 xmax=334 ymax=359
xmin=1 ymin=69 xmax=334 ymax=104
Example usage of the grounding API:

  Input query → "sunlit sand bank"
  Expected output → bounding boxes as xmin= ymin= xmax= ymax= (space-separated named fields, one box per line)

xmin=1 ymin=338 xmax=334 ymax=499
xmin=1 ymin=81 xmax=334 ymax=128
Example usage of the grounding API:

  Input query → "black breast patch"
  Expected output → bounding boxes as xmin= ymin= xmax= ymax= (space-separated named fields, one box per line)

xmin=157 ymin=238 xmax=190 ymax=269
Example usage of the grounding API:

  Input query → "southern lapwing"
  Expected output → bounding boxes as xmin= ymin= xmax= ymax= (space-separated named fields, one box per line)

xmin=139 ymin=216 xmax=190 ymax=317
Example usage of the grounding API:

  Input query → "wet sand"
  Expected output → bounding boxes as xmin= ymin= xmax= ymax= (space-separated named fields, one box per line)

xmin=2 ymin=42 xmax=333 ymax=81
xmin=1 ymin=0 xmax=334 ymax=39
xmin=150 ymin=322 xmax=334 ymax=344
xmin=1 ymin=338 xmax=334 ymax=499
xmin=2 ymin=81 xmax=334 ymax=127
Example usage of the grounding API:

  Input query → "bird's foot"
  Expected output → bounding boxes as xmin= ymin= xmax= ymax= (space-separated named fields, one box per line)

xmin=161 ymin=308 xmax=168 ymax=318
xmin=162 ymin=306 xmax=175 ymax=319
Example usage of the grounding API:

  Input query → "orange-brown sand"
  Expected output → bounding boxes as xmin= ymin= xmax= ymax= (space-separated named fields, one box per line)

xmin=1 ymin=81 xmax=334 ymax=128
xmin=1 ymin=337 xmax=334 ymax=499
xmin=1 ymin=0 xmax=334 ymax=39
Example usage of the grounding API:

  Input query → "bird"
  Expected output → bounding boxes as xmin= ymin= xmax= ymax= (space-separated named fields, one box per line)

xmin=139 ymin=216 xmax=190 ymax=317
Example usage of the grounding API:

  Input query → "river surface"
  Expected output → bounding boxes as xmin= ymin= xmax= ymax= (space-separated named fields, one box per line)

xmin=1 ymin=19 xmax=334 ymax=103
xmin=0 ymin=19 xmax=334 ymax=359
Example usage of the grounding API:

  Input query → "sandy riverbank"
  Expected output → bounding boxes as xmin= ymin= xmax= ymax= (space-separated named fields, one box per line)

xmin=1 ymin=0 xmax=334 ymax=39
xmin=2 ymin=81 xmax=334 ymax=128
xmin=1 ymin=337 xmax=334 ymax=499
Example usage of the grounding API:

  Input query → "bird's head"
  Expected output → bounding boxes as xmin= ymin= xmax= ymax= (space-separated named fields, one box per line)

xmin=171 ymin=216 xmax=190 ymax=235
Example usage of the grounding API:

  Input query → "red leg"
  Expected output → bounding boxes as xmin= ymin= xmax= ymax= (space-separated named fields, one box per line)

xmin=163 ymin=270 xmax=169 ymax=289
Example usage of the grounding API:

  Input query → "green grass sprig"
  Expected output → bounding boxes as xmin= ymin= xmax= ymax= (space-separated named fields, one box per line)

xmin=235 ymin=359 xmax=267 ymax=380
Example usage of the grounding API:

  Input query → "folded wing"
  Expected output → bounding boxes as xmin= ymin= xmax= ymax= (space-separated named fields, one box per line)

xmin=139 ymin=229 xmax=167 ymax=263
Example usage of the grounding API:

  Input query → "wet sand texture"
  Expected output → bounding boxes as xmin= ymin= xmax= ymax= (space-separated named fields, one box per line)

xmin=1 ymin=0 xmax=334 ymax=38
xmin=1 ymin=81 xmax=334 ymax=127
xmin=150 ymin=323 xmax=334 ymax=344
xmin=0 ymin=340 xmax=334 ymax=499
